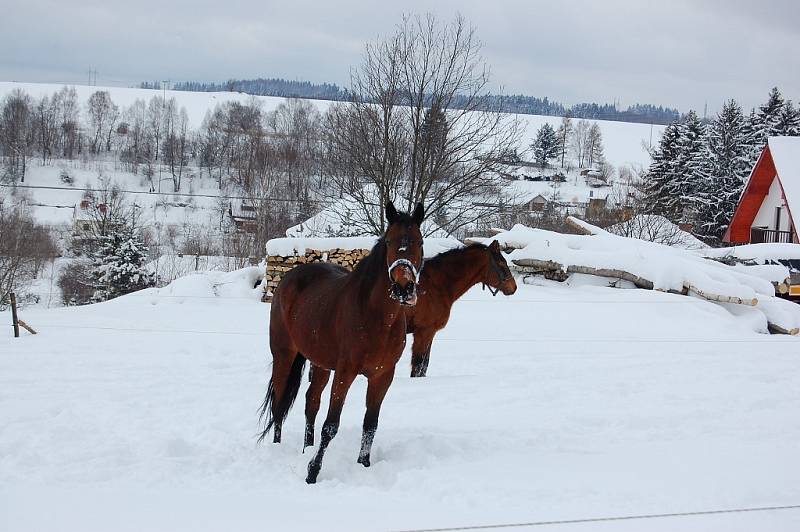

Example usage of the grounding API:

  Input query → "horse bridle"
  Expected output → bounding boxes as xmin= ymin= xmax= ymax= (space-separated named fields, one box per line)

xmin=483 ymin=251 xmax=511 ymax=297
xmin=387 ymin=258 xmax=422 ymax=284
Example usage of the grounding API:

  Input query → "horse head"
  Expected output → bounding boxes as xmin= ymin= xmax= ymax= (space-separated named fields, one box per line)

xmin=483 ymin=240 xmax=517 ymax=296
xmin=385 ymin=201 xmax=424 ymax=306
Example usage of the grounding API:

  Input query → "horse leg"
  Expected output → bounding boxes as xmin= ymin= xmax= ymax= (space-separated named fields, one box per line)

xmin=306 ymin=369 xmax=357 ymax=484
xmin=304 ymin=365 xmax=331 ymax=451
xmin=410 ymin=329 xmax=435 ymax=378
xmin=357 ymin=367 xmax=396 ymax=467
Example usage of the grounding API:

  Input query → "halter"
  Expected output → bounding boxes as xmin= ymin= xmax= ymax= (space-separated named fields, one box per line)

xmin=483 ymin=251 xmax=511 ymax=297
xmin=387 ymin=258 xmax=422 ymax=284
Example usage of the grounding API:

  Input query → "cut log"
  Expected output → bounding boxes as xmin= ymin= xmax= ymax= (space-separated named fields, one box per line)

xmin=512 ymin=258 xmax=564 ymax=272
xmin=768 ymin=323 xmax=800 ymax=335
xmin=685 ymin=284 xmax=758 ymax=306
xmin=567 ymin=265 xmax=654 ymax=290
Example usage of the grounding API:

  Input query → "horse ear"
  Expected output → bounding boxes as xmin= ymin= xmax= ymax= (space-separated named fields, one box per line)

xmin=386 ymin=201 xmax=398 ymax=225
xmin=412 ymin=202 xmax=425 ymax=226
xmin=489 ymin=240 xmax=500 ymax=252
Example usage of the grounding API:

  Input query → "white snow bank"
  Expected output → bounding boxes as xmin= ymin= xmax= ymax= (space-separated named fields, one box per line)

xmin=266 ymin=236 xmax=462 ymax=258
xmin=702 ymin=242 xmax=800 ymax=265
xmin=488 ymin=218 xmax=800 ymax=333
xmin=130 ymin=267 xmax=264 ymax=304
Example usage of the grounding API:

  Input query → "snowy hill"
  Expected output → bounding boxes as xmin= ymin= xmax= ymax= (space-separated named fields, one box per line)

xmin=0 ymin=81 xmax=661 ymax=168
xmin=2 ymin=268 xmax=799 ymax=531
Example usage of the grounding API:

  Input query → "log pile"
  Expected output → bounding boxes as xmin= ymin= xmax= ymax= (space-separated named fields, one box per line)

xmin=262 ymin=247 xmax=371 ymax=301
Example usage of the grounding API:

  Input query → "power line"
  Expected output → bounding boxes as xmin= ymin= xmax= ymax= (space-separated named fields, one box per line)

xmin=5 ymin=321 xmax=798 ymax=344
xmin=1 ymin=183 xmax=330 ymax=205
xmin=391 ymin=504 xmax=800 ymax=532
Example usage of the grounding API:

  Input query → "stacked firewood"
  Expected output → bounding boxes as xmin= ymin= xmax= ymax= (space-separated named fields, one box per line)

xmin=262 ymin=248 xmax=371 ymax=301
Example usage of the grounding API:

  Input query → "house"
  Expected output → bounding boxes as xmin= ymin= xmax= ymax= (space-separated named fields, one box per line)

xmin=229 ymin=200 xmax=258 ymax=234
xmin=725 ymin=137 xmax=800 ymax=244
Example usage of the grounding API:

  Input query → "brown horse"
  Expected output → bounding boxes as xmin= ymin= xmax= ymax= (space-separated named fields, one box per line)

xmin=302 ymin=240 xmax=517 ymax=451
xmin=258 ymin=201 xmax=425 ymax=484
xmin=406 ymin=239 xmax=517 ymax=377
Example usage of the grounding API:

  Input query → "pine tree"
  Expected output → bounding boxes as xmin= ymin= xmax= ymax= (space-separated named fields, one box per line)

xmin=751 ymin=87 xmax=785 ymax=148
xmin=644 ymin=111 xmax=707 ymax=222
xmin=92 ymin=233 xmax=155 ymax=301
xmin=693 ymin=100 xmax=750 ymax=241
xmin=668 ymin=110 xmax=706 ymax=221
xmin=532 ymin=123 xmax=560 ymax=169
xmin=643 ymin=120 xmax=682 ymax=217
xmin=775 ymin=100 xmax=800 ymax=136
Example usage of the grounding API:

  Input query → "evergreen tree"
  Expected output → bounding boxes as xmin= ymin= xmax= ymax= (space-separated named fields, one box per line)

xmin=756 ymin=87 xmax=785 ymax=138
xmin=644 ymin=111 xmax=707 ymax=222
xmin=775 ymin=100 xmax=800 ymax=136
xmin=92 ymin=233 xmax=155 ymax=301
xmin=531 ymin=123 xmax=560 ymax=169
xmin=668 ymin=110 xmax=707 ymax=220
xmin=694 ymin=100 xmax=750 ymax=241
xmin=643 ymin=120 xmax=682 ymax=217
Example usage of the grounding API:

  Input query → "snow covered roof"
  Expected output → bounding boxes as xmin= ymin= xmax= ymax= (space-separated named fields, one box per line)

xmin=767 ymin=136 xmax=800 ymax=220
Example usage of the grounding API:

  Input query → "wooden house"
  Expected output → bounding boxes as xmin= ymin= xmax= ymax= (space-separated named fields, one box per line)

xmin=725 ymin=137 xmax=799 ymax=244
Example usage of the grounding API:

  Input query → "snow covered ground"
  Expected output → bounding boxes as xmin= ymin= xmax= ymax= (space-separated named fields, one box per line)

xmin=2 ymin=268 xmax=799 ymax=531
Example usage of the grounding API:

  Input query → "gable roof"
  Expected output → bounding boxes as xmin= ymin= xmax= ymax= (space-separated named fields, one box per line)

xmin=725 ymin=136 xmax=800 ymax=243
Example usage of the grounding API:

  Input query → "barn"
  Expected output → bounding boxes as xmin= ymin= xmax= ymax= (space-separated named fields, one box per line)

xmin=725 ymin=136 xmax=800 ymax=244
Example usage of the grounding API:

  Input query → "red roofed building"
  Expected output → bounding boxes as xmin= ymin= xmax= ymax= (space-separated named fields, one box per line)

xmin=725 ymin=137 xmax=800 ymax=244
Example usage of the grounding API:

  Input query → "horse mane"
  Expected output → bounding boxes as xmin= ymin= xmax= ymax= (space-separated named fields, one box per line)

xmin=423 ymin=242 xmax=486 ymax=268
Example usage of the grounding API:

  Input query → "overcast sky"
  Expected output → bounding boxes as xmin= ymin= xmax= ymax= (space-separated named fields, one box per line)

xmin=1 ymin=0 xmax=797 ymax=113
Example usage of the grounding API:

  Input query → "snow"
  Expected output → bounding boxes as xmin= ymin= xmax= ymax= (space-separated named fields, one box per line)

xmin=266 ymin=236 xmax=462 ymax=258
xmin=2 ymin=268 xmax=799 ymax=531
xmin=0 ymin=82 xmax=659 ymax=170
xmin=486 ymin=218 xmax=800 ymax=332
xmin=703 ymin=242 xmax=800 ymax=264
xmin=606 ymin=214 xmax=709 ymax=250
xmin=768 ymin=136 xmax=800 ymax=222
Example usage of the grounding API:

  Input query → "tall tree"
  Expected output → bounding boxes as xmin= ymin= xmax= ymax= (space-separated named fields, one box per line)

xmin=694 ymin=100 xmax=750 ymax=241
xmin=322 ymin=13 xmax=520 ymax=235
xmin=531 ymin=122 xmax=559 ymax=169
xmin=556 ymin=115 xmax=573 ymax=168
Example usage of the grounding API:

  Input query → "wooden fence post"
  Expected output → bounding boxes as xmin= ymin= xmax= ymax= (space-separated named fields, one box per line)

xmin=10 ymin=292 xmax=20 ymax=338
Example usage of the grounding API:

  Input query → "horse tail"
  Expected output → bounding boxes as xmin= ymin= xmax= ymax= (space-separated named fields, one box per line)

xmin=257 ymin=353 xmax=307 ymax=444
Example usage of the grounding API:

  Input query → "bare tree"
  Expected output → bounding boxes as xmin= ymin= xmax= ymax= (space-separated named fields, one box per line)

xmin=87 ymin=91 xmax=118 ymax=154
xmin=0 ymin=90 xmax=36 ymax=182
xmin=323 ymin=13 xmax=520 ymax=235
xmin=556 ymin=115 xmax=573 ymax=168
xmin=571 ymin=119 xmax=590 ymax=168
xmin=0 ymin=195 xmax=58 ymax=308
xmin=586 ymin=122 xmax=604 ymax=168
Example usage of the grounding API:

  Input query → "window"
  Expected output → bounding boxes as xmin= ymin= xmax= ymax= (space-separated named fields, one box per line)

xmin=775 ymin=207 xmax=782 ymax=231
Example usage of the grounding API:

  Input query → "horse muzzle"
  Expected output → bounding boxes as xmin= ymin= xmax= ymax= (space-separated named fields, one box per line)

xmin=388 ymin=259 xmax=421 ymax=306
xmin=390 ymin=280 xmax=418 ymax=306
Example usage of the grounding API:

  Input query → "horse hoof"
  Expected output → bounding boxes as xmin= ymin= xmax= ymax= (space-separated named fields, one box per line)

xmin=357 ymin=455 xmax=371 ymax=467
xmin=306 ymin=462 xmax=320 ymax=484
